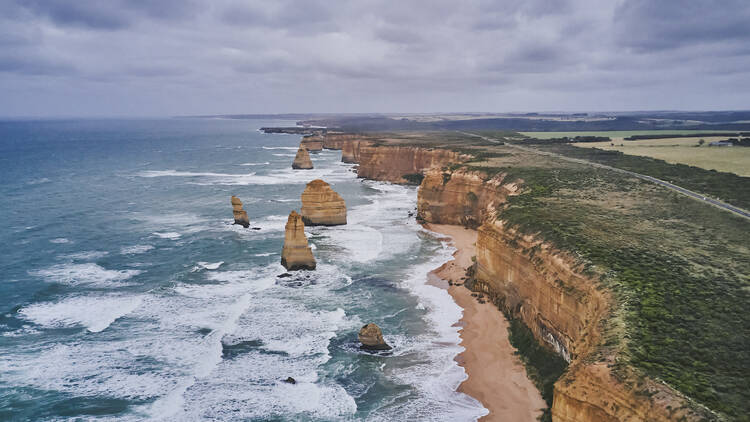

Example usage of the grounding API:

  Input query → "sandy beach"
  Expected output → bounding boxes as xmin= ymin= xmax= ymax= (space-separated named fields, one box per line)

xmin=425 ymin=224 xmax=546 ymax=422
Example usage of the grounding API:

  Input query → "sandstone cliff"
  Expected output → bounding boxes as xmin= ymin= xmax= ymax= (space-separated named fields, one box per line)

xmin=300 ymin=135 xmax=324 ymax=151
xmin=417 ymin=168 xmax=519 ymax=228
xmin=292 ymin=146 xmax=313 ymax=169
xmin=300 ymin=179 xmax=347 ymax=226
xmin=280 ymin=210 xmax=316 ymax=271
xmin=356 ymin=145 xmax=465 ymax=183
xmin=416 ymin=166 xmax=706 ymax=422
xmin=230 ymin=195 xmax=250 ymax=228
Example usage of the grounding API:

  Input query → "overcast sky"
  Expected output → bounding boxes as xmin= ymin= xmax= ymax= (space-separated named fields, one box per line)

xmin=1 ymin=0 xmax=749 ymax=117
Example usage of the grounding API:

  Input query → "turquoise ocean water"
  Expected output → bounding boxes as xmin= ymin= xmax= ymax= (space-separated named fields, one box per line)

xmin=0 ymin=118 xmax=486 ymax=421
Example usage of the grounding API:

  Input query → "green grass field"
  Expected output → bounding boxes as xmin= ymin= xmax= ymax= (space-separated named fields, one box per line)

xmin=572 ymin=137 xmax=750 ymax=176
xmin=520 ymin=130 xmax=737 ymax=140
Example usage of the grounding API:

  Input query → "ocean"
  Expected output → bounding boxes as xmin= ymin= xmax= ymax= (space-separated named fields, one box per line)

xmin=0 ymin=118 xmax=487 ymax=421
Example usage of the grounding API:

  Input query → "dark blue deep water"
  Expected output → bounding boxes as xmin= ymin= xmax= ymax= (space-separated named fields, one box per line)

xmin=0 ymin=118 xmax=485 ymax=421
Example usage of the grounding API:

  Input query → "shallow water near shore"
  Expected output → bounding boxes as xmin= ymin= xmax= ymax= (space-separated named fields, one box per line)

xmin=0 ymin=118 xmax=486 ymax=421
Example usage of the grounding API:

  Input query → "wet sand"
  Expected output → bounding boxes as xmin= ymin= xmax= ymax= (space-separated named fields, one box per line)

xmin=425 ymin=223 xmax=546 ymax=422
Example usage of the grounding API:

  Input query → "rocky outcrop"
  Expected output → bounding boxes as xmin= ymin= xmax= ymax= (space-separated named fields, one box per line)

xmin=417 ymin=168 xmax=519 ymax=228
xmin=230 ymin=196 xmax=250 ymax=228
xmin=292 ymin=147 xmax=313 ymax=169
xmin=356 ymin=145 xmax=466 ymax=183
xmin=300 ymin=179 xmax=347 ymax=226
xmin=280 ymin=211 xmax=316 ymax=271
xmin=358 ymin=323 xmax=391 ymax=350
xmin=300 ymin=135 xmax=324 ymax=151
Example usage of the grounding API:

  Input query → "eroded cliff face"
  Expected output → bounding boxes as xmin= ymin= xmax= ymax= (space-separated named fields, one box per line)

xmin=280 ymin=210 xmax=316 ymax=271
xmin=416 ymin=166 xmax=704 ymax=422
xmin=417 ymin=168 xmax=519 ymax=228
xmin=300 ymin=179 xmax=347 ymax=226
xmin=356 ymin=145 xmax=465 ymax=183
xmin=300 ymin=135 xmax=324 ymax=151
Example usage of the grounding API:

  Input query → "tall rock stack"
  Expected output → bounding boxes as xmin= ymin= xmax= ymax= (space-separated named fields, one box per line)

xmin=280 ymin=210 xmax=316 ymax=271
xmin=300 ymin=179 xmax=347 ymax=226
xmin=292 ymin=146 xmax=314 ymax=169
xmin=231 ymin=196 xmax=250 ymax=228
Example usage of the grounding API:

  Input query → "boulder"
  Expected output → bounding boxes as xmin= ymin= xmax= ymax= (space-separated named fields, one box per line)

xmin=230 ymin=195 xmax=250 ymax=228
xmin=358 ymin=323 xmax=391 ymax=350
xmin=300 ymin=179 xmax=347 ymax=226
xmin=280 ymin=210 xmax=316 ymax=271
xmin=292 ymin=146 xmax=313 ymax=169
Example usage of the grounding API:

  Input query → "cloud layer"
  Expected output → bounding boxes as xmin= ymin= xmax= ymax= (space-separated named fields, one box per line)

xmin=1 ymin=0 xmax=749 ymax=116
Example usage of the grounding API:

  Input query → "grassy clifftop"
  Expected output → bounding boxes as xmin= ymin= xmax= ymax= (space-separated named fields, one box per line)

xmin=375 ymin=131 xmax=748 ymax=420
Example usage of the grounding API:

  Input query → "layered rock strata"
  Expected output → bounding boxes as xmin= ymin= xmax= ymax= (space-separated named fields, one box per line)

xmin=300 ymin=179 xmax=347 ymax=226
xmin=355 ymin=145 xmax=466 ymax=183
xmin=230 ymin=195 xmax=250 ymax=228
xmin=415 ymin=166 xmax=706 ymax=422
xmin=358 ymin=323 xmax=391 ymax=350
xmin=417 ymin=168 xmax=519 ymax=228
xmin=280 ymin=211 xmax=316 ymax=271
xmin=292 ymin=147 xmax=313 ymax=169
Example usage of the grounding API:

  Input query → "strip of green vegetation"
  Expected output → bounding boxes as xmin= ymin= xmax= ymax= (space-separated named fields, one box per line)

xmin=496 ymin=164 xmax=749 ymax=420
xmin=518 ymin=130 xmax=738 ymax=139
xmin=539 ymin=144 xmax=750 ymax=211
xmin=506 ymin=316 xmax=568 ymax=422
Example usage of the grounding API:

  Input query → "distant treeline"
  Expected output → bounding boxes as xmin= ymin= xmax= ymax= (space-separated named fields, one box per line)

xmin=723 ymin=138 xmax=750 ymax=147
xmin=625 ymin=132 xmax=750 ymax=140
xmin=518 ymin=136 xmax=611 ymax=144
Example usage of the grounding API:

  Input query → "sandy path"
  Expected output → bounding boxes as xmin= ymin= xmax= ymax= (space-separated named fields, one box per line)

xmin=425 ymin=223 xmax=546 ymax=422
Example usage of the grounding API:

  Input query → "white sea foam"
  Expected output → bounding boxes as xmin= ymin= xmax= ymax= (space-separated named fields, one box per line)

xmin=32 ymin=263 xmax=141 ymax=286
xmin=59 ymin=250 xmax=109 ymax=260
xmin=19 ymin=294 xmax=144 ymax=333
xmin=192 ymin=261 xmax=223 ymax=271
xmin=121 ymin=244 xmax=155 ymax=255
xmin=136 ymin=163 xmax=354 ymax=186
xmin=239 ymin=162 xmax=270 ymax=166
xmin=49 ymin=238 xmax=71 ymax=244
xmin=152 ymin=232 xmax=181 ymax=240
xmin=271 ymin=153 xmax=295 ymax=157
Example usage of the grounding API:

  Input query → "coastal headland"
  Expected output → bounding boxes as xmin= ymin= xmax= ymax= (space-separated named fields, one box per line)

xmin=265 ymin=125 xmax=749 ymax=422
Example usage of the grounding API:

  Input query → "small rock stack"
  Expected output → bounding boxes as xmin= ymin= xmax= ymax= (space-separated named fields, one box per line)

xmin=292 ymin=146 xmax=313 ymax=169
xmin=280 ymin=210 xmax=316 ymax=271
xmin=231 ymin=196 xmax=250 ymax=228
xmin=300 ymin=179 xmax=347 ymax=226
xmin=358 ymin=323 xmax=391 ymax=350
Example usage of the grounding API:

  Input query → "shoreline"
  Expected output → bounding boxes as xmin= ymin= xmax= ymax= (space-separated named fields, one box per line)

xmin=424 ymin=223 xmax=546 ymax=422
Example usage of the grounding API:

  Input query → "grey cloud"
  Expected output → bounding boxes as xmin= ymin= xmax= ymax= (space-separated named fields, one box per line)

xmin=614 ymin=0 xmax=750 ymax=52
xmin=0 ymin=0 xmax=749 ymax=117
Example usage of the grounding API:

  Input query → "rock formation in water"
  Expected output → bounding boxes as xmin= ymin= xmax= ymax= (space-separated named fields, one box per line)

xmin=300 ymin=179 xmax=347 ymax=226
xmin=230 ymin=196 xmax=250 ymax=228
xmin=280 ymin=210 xmax=316 ymax=271
xmin=292 ymin=146 xmax=313 ymax=169
xmin=358 ymin=323 xmax=391 ymax=350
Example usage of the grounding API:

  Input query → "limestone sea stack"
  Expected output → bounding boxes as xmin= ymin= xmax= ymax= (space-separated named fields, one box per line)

xmin=280 ymin=210 xmax=316 ymax=271
xmin=292 ymin=146 xmax=313 ymax=169
xmin=358 ymin=323 xmax=391 ymax=350
xmin=230 ymin=196 xmax=250 ymax=228
xmin=300 ymin=179 xmax=347 ymax=226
